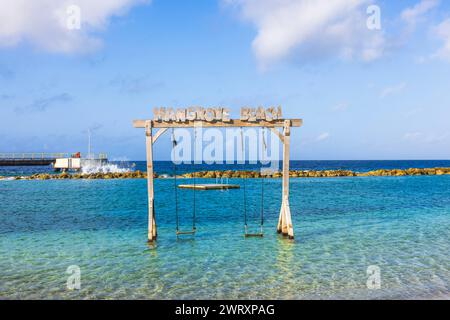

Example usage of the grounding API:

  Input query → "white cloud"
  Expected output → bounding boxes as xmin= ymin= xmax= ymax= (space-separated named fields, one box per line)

xmin=316 ymin=132 xmax=330 ymax=142
xmin=403 ymin=107 xmax=423 ymax=118
xmin=403 ymin=131 xmax=449 ymax=144
xmin=403 ymin=132 xmax=422 ymax=141
xmin=0 ymin=0 xmax=149 ymax=53
xmin=380 ymin=82 xmax=406 ymax=98
xmin=225 ymin=0 xmax=385 ymax=68
xmin=401 ymin=0 xmax=439 ymax=26
xmin=432 ymin=19 xmax=450 ymax=62
xmin=332 ymin=102 xmax=349 ymax=112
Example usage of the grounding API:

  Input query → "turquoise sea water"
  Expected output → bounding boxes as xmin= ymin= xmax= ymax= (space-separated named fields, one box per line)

xmin=1 ymin=166 xmax=449 ymax=299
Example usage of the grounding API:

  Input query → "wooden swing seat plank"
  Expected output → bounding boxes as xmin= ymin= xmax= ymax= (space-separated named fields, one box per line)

xmin=178 ymin=184 xmax=240 ymax=190
xmin=176 ymin=230 xmax=196 ymax=235
xmin=245 ymin=233 xmax=264 ymax=238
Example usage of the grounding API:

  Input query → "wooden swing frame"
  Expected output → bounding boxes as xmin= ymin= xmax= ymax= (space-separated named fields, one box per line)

xmin=133 ymin=117 xmax=303 ymax=243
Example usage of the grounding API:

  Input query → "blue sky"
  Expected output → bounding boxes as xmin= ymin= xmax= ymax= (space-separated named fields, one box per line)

xmin=1 ymin=0 xmax=450 ymax=160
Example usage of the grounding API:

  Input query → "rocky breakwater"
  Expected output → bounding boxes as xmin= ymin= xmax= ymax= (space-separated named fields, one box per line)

xmin=180 ymin=169 xmax=357 ymax=178
xmin=6 ymin=167 xmax=450 ymax=181
xmin=357 ymin=167 xmax=450 ymax=177
xmin=177 ymin=167 xmax=450 ymax=178
xmin=21 ymin=171 xmax=149 ymax=180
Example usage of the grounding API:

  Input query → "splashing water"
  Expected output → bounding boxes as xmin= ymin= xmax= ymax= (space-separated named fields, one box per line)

xmin=81 ymin=163 xmax=131 ymax=174
xmin=0 ymin=177 xmax=15 ymax=181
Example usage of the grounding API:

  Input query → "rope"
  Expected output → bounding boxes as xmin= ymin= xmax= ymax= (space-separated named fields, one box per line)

xmin=174 ymin=128 xmax=196 ymax=234
xmin=192 ymin=127 xmax=197 ymax=230
xmin=172 ymin=128 xmax=179 ymax=232
xmin=240 ymin=127 xmax=247 ymax=229
xmin=260 ymin=127 xmax=267 ymax=228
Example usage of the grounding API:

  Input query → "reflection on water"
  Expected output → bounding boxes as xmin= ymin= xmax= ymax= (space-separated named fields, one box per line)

xmin=0 ymin=175 xmax=449 ymax=299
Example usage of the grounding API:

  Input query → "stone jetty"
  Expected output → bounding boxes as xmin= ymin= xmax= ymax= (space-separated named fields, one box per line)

xmin=2 ymin=167 xmax=450 ymax=181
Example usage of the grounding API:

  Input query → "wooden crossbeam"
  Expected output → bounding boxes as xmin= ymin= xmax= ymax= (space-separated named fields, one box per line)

xmin=133 ymin=119 xmax=303 ymax=128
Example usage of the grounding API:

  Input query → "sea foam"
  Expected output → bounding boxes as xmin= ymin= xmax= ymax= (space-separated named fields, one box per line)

xmin=81 ymin=163 xmax=131 ymax=174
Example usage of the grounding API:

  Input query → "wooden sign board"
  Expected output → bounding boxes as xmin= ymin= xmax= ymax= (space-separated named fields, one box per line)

xmin=153 ymin=106 xmax=283 ymax=123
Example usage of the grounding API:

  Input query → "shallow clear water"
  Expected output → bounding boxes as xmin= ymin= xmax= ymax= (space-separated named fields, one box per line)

xmin=0 ymin=174 xmax=449 ymax=299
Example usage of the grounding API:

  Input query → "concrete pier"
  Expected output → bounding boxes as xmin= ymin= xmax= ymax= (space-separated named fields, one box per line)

xmin=0 ymin=153 xmax=108 ymax=167
xmin=0 ymin=153 xmax=70 ymax=166
xmin=0 ymin=159 xmax=55 ymax=166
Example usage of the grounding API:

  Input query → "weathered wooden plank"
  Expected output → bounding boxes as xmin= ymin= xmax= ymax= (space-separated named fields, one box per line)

xmin=277 ymin=120 xmax=294 ymax=239
xmin=282 ymin=120 xmax=291 ymax=199
xmin=133 ymin=119 xmax=303 ymax=129
xmin=145 ymin=121 xmax=157 ymax=242
xmin=269 ymin=127 xmax=284 ymax=143
xmin=284 ymin=197 xmax=294 ymax=239
xmin=277 ymin=202 xmax=284 ymax=234
xmin=152 ymin=128 xmax=168 ymax=144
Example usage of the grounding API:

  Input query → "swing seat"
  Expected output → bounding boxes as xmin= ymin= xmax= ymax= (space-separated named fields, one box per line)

xmin=176 ymin=228 xmax=196 ymax=236
xmin=245 ymin=233 xmax=264 ymax=238
xmin=178 ymin=184 xmax=240 ymax=190
xmin=244 ymin=226 xmax=264 ymax=238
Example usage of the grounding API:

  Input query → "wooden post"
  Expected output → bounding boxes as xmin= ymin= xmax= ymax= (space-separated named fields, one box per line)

xmin=145 ymin=120 xmax=157 ymax=242
xmin=277 ymin=120 xmax=294 ymax=239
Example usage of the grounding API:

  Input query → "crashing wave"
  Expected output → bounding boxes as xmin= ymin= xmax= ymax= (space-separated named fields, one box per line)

xmin=81 ymin=163 xmax=131 ymax=174
xmin=0 ymin=177 xmax=15 ymax=181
